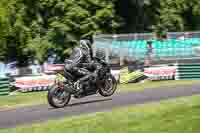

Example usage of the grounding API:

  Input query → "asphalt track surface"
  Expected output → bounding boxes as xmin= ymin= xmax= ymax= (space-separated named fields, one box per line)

xmin=1 ymin=85 xmax=200 ymax=129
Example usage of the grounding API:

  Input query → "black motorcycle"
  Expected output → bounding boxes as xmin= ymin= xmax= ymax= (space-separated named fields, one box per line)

xmin=47 ymin=57 xmax=117 ymax=108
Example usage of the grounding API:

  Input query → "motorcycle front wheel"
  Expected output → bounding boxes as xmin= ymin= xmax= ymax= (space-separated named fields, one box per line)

xmin=47 ymin=84 xmax=71 ymax=108
xmin=98 ymin=74 xmax=117 ymax=97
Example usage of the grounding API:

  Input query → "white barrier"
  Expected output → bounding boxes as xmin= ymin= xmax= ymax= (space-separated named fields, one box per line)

xmin=14 ymin=75 xmax=56 ymax=92
xmin=144 ymin=66 xmax=177 ymax=80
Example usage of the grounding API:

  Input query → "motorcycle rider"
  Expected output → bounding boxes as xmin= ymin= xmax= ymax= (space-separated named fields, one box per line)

xmin=64 ymin=38 xmax=100 ymax=94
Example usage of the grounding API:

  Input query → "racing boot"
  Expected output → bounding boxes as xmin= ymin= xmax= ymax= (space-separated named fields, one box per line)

xmin=74 ymin=80 xmax=84 ymax=94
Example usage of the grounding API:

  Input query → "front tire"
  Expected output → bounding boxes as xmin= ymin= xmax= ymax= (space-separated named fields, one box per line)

xmin=47 ymin=84 xmax=71 ymax=108
xmin=99 ymin=74 xmax=117 ymax=97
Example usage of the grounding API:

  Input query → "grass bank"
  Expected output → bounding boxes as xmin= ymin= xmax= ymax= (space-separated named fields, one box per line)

xmin=1 ymin=94 xmax=200 ymax=133
xmin=119 ymin=80 xmax=200 ymax=91
xmin=0 ymin=92 xmax=47 ymax=108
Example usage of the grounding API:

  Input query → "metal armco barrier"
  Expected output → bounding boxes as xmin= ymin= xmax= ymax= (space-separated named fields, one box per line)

xmin=175 ymin=63 xmax=200 ymax=80
xmin=144 ymin=66 xmax=177 ymax=81
xmin=19 ymin=86 xmax=50 ymax=93
xmin=13 ymin=75 xmax=55 ymax=93
xmin=0 ymin=77 xmax=10 ymax=96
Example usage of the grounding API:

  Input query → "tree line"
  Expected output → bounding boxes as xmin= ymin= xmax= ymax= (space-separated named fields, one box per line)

xmin=0 ymin=0 xmax=200 ymax=66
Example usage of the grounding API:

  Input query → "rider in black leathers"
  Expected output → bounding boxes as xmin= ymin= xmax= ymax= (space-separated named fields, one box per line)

xmin=64 ymin=39 xmax=100 ymax=93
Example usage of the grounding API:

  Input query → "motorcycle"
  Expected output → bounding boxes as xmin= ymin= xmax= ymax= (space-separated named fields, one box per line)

xmin=47 ymin=56 xmax=118 ymax=108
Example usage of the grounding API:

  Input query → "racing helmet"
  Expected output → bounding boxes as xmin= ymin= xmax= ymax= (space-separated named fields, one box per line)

xmin=80 ymin=39 xmax=92 ymax=51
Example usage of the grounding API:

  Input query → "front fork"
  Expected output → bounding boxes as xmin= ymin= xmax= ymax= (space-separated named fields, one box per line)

xmin=55 ymin=73 xmax=74 ymax=93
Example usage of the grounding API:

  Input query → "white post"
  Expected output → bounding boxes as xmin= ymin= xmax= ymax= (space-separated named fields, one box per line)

xmin=93 ymin=35 xmax=97 ymax=57
xmin=120 ymin=47 xmax=125 ymax=66
xmin=93 ymin=43 xmax=97 ymax=57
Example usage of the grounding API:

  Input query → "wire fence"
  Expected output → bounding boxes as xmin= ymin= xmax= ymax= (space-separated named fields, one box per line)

xmin=94 ymin=31 xmax=200 ymax=40
xmin=93 ymin=32 xmax=200 ymax=65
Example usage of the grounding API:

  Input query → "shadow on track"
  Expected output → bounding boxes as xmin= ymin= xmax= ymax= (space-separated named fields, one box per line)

xmin=69 ymin=98 xmax=112 ymax=107
xmin=48 ymin=98 xmax=112 ymax=110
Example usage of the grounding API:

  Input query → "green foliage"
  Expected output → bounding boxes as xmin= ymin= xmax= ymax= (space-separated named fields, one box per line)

xmin=154 ymin=0 xmax=200 ymax=32
xmin=0 ymin=0 xmax=200 ymax=64
xmin=0 ymin=2 xmax=10 ymax=61
xmin=26 ymin=37 xmax=53 ymax=64
xmin=115 ymin=0 xmax=160 ymax=32
xmin=0 ymin=0 xmax=120 ymax=64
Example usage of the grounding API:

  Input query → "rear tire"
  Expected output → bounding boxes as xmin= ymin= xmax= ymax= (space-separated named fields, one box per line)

xmin=47 ymin=85 xmax=71 ymax=108
xmin=99 ymin=74 xmax=117 ymax=97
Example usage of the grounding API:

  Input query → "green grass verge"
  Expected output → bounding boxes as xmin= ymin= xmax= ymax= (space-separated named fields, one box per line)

xmin=119 ymin=80 xmax=200 ymax=92
xmin=0 ymin=92 xmax=47 ymax=108
xmin=1 ymin=95 xmax=200 ymax=133
xmin=0 ymin=80 xmax=200 ymax=108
